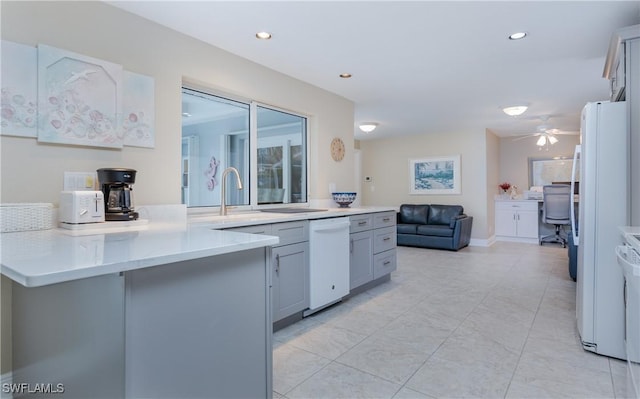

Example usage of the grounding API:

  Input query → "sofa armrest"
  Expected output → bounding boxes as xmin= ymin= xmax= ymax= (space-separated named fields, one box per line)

xmin=451 ymin=215 xmax=473 ymax=249
xmin=449 ymin=213 xmax=468 ymax=228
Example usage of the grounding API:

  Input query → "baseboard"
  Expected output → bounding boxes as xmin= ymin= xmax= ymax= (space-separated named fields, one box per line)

xmin=469 ymin=237 xmax=493 ymax=247
xmin=494 ymin=236 xmax=539 ymax=245
xmin=1 ymin=372 xmax=13 ymax=399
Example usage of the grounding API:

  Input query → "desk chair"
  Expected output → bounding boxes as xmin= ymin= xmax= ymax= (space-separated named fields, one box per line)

xmin=540 ymin=184 xmax=571 ymax=248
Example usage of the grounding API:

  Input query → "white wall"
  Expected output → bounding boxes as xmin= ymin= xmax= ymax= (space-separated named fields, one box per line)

xmin=485 ymin=129 xmax=500 ymax=239
xmin=499 ymin=134 xmax=580 ymax=192
xmin=0 ymin=1 xmax=355 ymax=206
xmin=359 ymin=130 xmax=489 ymax=241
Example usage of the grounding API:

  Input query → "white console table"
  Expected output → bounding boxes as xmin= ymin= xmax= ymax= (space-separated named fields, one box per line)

xmin=495 ymin=199 xmax=540 ymax=244
xmin=495 ymin=198 xmax=577 ymax=244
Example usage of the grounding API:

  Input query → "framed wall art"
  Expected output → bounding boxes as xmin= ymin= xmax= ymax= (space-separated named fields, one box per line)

xmin=37 ymin=44 xmax=123 ymax=148
xmin=122 ymin=71 xmax=155 ymax=148
xmin=409 ymin=155 xmax=461 ymax=195
xmin=1 ymin=40 xmax=38 ymax=137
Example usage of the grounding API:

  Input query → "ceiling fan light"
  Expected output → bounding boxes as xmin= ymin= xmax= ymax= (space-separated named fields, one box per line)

xmin=536 ymin=136 xmax=547 ymax=146
xmin=548 ymin=135 xmax=558 ymax=145
xmin=359 ymin=123 xmax=378 ymax=133
xmin=502 ymin=105 xmax=528 ymax=116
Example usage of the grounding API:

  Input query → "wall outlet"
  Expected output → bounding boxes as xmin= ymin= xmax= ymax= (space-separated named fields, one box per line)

xmin=64 ymin=172 xmax=98 ymax=191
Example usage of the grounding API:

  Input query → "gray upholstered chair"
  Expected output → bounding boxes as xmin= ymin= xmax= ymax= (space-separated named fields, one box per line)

xmin=540 ymin=184 xmax=571 ymax=248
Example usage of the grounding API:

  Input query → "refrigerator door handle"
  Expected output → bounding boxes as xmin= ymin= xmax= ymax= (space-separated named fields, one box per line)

xmin=571 ymin=144 xmax=581 ymax=245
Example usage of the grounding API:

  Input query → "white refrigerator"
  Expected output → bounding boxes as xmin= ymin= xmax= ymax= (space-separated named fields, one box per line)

xmin=573 ymin=101 xmax=628 ymax=360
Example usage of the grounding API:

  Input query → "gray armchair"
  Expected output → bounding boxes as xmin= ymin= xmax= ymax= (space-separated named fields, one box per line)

xmin=540 ymin=184 xmax=571 ymax=248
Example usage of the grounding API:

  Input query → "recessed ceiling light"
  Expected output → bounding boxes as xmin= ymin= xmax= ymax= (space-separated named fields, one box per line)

xmin=508 ymin=32 xmax=527 ymax=40
xmin=339 ymin=73 xmax=352 ymax=78
xmin=255 ymin=31 xmax=272 ymax=40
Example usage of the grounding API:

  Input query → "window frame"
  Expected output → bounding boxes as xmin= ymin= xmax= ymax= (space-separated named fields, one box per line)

xmin=182 ymin=84 xmax=310 ymax=214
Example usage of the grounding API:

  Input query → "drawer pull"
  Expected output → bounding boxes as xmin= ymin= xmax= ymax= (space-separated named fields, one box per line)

xmin=382 ymin=217 xmax=390 ymax=222
xmin=383 ymin=260 xmax=391 ymax=266
xmin=358 ymin=221 xmax=367 ymax=226
xmin=383 ymin=237 xmax=391 ymax=241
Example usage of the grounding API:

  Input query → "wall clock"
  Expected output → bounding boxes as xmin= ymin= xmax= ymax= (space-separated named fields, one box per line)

xmin=330 ymin=137 xmax=345 ymax=161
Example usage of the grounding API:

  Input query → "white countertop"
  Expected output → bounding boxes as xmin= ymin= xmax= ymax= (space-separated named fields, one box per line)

xmin=1 ymin=206 xmax=395 ymax=287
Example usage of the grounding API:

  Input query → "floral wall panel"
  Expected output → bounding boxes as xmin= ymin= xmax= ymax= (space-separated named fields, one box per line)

xmin=1 ymin=41 xmax=38 ymax=137
xmin=122 ymin=71 xmax=155 ymax=148
xmin=37 ymin=44 xmax=123 ymax=148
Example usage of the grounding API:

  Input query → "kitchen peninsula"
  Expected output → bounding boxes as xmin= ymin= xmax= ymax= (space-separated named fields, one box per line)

xmin=1 ymin=206 xmax=396 ymax=398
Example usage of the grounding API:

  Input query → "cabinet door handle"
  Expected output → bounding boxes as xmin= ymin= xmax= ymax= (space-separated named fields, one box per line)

xmin=275 ymin=254 xmax=280 ymax=274
xmin=350 ymin=238 xmax=353 ymax=254
xmin=513 ymin=214 xmax=516 ymax=220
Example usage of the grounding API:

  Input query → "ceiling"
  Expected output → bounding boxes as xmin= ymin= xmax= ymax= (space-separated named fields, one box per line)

xmin=108 ymin=1 xmax=640 ymax=140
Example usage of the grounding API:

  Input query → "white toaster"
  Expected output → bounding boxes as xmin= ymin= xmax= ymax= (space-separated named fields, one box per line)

xmin=59 ymin=191 xmax=105 ymax=224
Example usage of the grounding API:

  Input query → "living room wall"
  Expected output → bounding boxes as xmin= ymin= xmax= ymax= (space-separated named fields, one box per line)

xmin=358 ymin=130 xmax=489 ymax=243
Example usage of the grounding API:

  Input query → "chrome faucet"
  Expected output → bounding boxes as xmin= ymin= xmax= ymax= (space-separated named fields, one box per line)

xmin=220 ymin=167 xmax=243 ymax=216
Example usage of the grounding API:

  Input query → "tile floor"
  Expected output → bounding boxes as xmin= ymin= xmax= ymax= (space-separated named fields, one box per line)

xmin=272 ymin=242 xmax=631 ymax=398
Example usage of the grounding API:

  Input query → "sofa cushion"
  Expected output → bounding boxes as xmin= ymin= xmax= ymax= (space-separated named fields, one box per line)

xmin=397 ymin=224 xmax=418 ymax=235
xmin=399 ymin=204 xmax=429 ymax=225
xmin=428 ymin=205 xmax=464 ymax=226
xmin=416 ymin=224 xmax=454 ymax=237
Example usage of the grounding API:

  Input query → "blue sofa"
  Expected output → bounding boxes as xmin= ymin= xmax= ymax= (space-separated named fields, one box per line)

xmin=396 ymin=204 xmax=473 ymax=251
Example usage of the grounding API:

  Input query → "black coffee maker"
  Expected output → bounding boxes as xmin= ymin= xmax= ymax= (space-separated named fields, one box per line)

xmin=97 ymin=168 xmax=139 ymax=221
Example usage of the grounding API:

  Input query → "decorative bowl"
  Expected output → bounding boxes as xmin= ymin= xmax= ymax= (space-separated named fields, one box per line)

xmin=332 ymin=192 xmax=357 ymax=208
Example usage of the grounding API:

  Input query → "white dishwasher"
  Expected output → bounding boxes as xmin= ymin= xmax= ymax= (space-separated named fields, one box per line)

xmin=306 ymin=217 xmax=351 ymax=315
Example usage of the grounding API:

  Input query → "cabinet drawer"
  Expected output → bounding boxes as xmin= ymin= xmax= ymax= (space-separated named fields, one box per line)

xmin=495 ymin=200 xmax=539 ymax=212
xmin=373 ymin=211 xmax=396 ymax=228
xmin=373 ymin=226 xmax=396 ymax=254
xmin=350 ymin=214 xmax=373 ymax=233
xmin=373 ymin=249 xmax=397 ymax=279
xmin=272 ymin=221 xmax=309 ymax=246
xmin=226 ymin=224 xmax=272 ymax=235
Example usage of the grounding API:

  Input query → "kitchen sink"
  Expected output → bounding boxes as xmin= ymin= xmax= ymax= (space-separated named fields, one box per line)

xmin=259 ymin=208 xmax=327 ymax=214
xmin=189 ymin=212 xmax=273 ymax=224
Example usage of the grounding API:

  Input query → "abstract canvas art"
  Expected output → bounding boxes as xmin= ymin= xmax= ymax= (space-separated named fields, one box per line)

xmin=1 ymin=40 xmax=38 ymax=137
xmin=122 ymin=71 xmax=155 ymax=148
xmin=37 ymin=44 xmax=123 ymax=148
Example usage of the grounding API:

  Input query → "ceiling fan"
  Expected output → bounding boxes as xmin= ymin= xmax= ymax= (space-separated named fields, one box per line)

xmin=512 ymin=115 xmax=577 ymax=149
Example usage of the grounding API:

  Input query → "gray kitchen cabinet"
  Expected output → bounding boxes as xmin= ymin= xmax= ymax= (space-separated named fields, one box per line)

xmin=125 ymin=249 xmax=272 ymax=398
xmin=226 ymin=220 xmax=309 ymax=323
xmin=374 ymin=249 xmax=397 ymax=279
xmin=272 ymin=241 xmax=309 ymax=321
xmin=12 ymin=274 xmax=126 ymax=399
xmin=270 ymin=221 xmax=309 ymax=322
xmin=350 ymin=230 xmax=374 ymax=289
xmin=349 ymin=211 xmax=397 ymax=291
xmin=12 ymin=249 xmax=272 ymax=399
xmin=372 ymin=211 xmax=397 ymax=277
